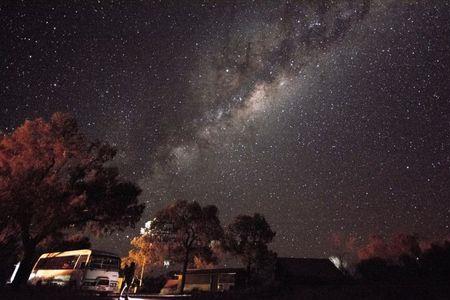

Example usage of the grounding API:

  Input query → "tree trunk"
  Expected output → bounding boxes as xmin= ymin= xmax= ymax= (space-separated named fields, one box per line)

xmin=179 ymin=248 xmax=190 ymax=294
xmin=12 ymin=240 xmax=36 ymax=287
xmin=246 ymin=260 xmax=252 ymax=286
xmin=139 ymin=259 xmax=146 ymax=287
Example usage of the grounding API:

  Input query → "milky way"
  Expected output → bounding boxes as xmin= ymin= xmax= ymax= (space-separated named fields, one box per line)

xmin=1 ymin=1 xmax=450 ymax=257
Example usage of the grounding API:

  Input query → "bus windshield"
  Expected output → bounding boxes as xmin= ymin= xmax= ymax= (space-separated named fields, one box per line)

xmin=88 ymin=255 xmax=120 ymax=271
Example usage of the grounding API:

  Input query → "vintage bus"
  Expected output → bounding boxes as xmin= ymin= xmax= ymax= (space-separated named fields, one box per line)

xmin=27 ymin=249 xmax=121 ymax=293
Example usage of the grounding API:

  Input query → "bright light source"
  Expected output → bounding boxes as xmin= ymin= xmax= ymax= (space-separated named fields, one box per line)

xmin=163 ymin=260 xmax=170 ymax=268
xmin=144 ymin=221 xmax=152 ymax=229
xmin=7 ymin=261 xmax=20 ymax=284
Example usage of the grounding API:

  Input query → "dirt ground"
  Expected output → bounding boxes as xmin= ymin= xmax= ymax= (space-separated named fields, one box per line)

xmin=2 ymin=283 xmax=450 ymax=300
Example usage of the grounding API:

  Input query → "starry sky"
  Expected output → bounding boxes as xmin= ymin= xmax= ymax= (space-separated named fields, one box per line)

xmin=1 ymin=1 xmax=450 ymax=258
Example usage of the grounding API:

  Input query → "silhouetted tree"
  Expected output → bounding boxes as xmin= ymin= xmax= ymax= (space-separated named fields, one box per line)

xmin=356 ymin=238 xmax=450 ymax=283
xmin=356 ymin=257 xmax=391 ymax=281
xmin=148 ymin=200 xmax=223 ymax=293
xmin=223 ymin=214 xmax=276 ymax=282
xmin=39 ymin=232 xmax=91 ymax=253
xmin=357 ymin=233 xmax=421 ymax=261
xmin=193 ymin=241 xmax=222 ymax=269
xmin=0 ymin=113 xmax=144 ymax=285
xmin=420 ymin=241 xmax=450 ymax=281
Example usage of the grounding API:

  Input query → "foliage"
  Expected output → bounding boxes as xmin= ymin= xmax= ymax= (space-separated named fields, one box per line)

xmin=223 ymin=213 xmax=276 ymax=281
xmin=148 ymin=200 xmax=223 ymax=293
xmin=420 ymin=241 xmax=450 ymax=280
xmin=356 ymin=240 xmax=450 ymax=283
xmin=0 ymin=113 xmax=144 ymax=285
xmin=122 ymin=232 xmax=167 ymax=281
xmin=357 ymin=233 xmax=421 ymax=261
xmin=38 ymin=233 xmax=91 ymax=253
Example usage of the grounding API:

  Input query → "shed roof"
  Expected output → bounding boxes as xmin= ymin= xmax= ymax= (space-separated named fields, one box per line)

xmin=182 ymin=267 xmax=245 ymax=275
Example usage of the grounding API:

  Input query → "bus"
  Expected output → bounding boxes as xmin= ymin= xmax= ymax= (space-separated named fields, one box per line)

xmin=27 ymin=249 xmax=121 ymax=293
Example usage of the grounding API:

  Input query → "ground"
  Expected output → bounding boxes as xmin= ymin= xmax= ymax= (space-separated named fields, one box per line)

xmin=2 ymin=283 xmax=450 ymax=300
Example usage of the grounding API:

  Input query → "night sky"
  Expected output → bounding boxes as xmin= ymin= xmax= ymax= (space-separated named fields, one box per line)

xmin=1 ymin=1 xmax=450 ymax=258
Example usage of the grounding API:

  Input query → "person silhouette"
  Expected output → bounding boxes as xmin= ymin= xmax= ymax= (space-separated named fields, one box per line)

xmin=120 ymin=262 xmax=136 ymax=299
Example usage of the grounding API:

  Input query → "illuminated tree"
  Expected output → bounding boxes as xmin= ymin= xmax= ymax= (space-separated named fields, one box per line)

xmin=357 ymin=233 xmax=421 ymax=261
xmin=223 ymin=213 xmax=276 ymax=281
xmin=0 ymin=113 xmax=144 ymax=285
xmin=149 ymin=200 xmax=223 ymax=293
xmin=123 ymin=233 xmax=165 ymax=286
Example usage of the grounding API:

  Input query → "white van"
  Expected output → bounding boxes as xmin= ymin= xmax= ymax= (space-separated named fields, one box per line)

xmin=28 ymin=249 xmax=121 ymax=293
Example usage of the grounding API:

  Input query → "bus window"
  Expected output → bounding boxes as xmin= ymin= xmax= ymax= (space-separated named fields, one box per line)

xmin=35 ymin=255 xmax=79 ymax=270
xmin=75 ymin=255 xmax=89 ymax=269
xmin=89 ymin=255 xmax=120 ymax=271
xmin=102 ymin=256 xmax=120 ymax=270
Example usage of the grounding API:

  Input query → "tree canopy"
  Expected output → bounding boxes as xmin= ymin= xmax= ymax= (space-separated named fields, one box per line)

xmin=223 ymin=213 xmax=276 ymax=280
xmin=148 ymin=200 xmax=223 ymax=293
xmin=0 ymin=113 xmax=144 ymax=284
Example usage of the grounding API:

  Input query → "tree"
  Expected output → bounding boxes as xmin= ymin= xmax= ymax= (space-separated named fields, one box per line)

xmin=148 ymin=200 xmax=223 ymax=293
xmin=124 ymin=233 xmax=165 ymax=287
xmin=357 ymin=233 xmax=422 ymax=261
xmin=0 ymin=113 xmax=144 ymax=285
xmin=39 ymin=232 xmax=91 ymax=253
xmin=356 ymin=257 xmax=391 ymax=281
xmin=420 ymin=241 xmax=450 ymax=281
xmin=223 ymin=213 xmax=276 ymax=282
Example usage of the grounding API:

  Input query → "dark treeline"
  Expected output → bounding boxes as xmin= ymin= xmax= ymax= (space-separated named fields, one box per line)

xmin=356 ymin=240 xmax=450 ymax=283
